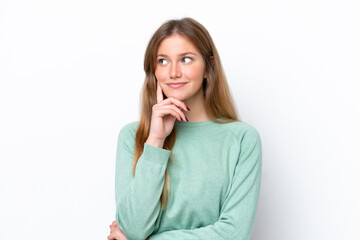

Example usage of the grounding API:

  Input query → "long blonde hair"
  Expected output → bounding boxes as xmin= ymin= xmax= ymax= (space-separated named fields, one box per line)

xmin=133 ymin=17 xmax=240 ymax=209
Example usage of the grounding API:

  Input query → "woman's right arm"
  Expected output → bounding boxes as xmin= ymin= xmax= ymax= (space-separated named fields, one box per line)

xmin=115 ymin=125 xmax=171 ymax=240
xmin=115 ymin=82 xmax=189 ymax=240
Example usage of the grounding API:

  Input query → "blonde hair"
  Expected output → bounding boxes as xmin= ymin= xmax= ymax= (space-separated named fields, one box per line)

xmin=133 ymin=17 xmax=240 ymax=209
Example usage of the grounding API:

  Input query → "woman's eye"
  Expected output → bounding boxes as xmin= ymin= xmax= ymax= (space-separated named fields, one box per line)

xmin=182 ymin=57 xmax=192 ymax=63
xmin=158 ymin=59 xmax=168 ymax=65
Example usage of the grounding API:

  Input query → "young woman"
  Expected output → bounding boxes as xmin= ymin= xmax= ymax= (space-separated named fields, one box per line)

xmin=107 ymin=17 xmax=262 ymax=240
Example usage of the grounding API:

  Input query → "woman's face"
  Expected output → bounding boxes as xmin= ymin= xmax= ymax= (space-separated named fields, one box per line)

xmin=155 ymin=34 xmax=206 ymax=102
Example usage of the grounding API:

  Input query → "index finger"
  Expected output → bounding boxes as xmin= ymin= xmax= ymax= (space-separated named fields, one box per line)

xmin=157 ymin=81 xmax=164 ymax=104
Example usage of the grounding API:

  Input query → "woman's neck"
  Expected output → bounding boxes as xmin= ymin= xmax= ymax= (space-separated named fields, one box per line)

xmin=183 ymin=90 xmax=210 ymax=122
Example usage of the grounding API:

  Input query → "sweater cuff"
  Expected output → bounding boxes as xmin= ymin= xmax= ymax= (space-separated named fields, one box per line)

xmin=142 ymin=143 xmax=171 ymax=165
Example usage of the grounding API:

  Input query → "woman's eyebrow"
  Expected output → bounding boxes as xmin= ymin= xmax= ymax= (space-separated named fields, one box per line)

xmin=157 ymin=52 xmax=197 ymax=57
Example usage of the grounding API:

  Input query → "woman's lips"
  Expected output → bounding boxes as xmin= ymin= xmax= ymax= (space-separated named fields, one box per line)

xmin=167 ymin=83 xmax=187 ymax=89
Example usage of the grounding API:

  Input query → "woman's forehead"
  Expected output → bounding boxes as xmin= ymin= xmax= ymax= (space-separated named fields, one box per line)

xmin=157 ymin=35 xmax=200 ymax=55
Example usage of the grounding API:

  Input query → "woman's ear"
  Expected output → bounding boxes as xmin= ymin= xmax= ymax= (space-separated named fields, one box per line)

xmin=204 ymin=56 xmax=214 ymax=78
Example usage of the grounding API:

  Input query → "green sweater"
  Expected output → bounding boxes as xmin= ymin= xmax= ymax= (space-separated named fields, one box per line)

xmin=115 ymin=120 xmax=262 ymax=240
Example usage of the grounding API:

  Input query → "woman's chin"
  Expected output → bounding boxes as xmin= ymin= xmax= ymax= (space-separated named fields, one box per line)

xmin=165 ymin=93 xmax=186 ymax=101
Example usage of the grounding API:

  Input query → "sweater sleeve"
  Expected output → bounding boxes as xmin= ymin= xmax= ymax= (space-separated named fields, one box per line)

xmin=115 ymin=125 xmax=171 ymax=240
xmin=149 ymin=127 xmax=262 ymax=240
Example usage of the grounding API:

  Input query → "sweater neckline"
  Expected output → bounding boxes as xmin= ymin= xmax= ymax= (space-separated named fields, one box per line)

xmin=175 ymin=118 xmax=222 ymax=127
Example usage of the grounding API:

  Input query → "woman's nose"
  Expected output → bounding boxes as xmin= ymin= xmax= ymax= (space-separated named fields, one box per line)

xmin=170 ymin=63 xmax=182 ymax=79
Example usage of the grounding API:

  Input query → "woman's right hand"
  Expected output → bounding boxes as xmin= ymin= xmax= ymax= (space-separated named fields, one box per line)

xmin=146 ymin=82 xmax=190 ymax=148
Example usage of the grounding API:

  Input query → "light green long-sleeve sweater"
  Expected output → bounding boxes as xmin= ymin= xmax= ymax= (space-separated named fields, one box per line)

xmin=115 ymin=119 xmax=262 ymax=240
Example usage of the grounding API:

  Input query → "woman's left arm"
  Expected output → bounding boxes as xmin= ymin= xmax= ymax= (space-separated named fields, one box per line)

xmin=149 ymin=127 xmax=262 ymax=240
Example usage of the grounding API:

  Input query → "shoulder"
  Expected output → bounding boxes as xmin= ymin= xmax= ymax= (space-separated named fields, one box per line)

xmin=222 ymin=121 xmax=261 ymax=140
xmin=118 ymin=121 xmax=140 ymax=140
xmin=224 ymin=122 xmax=262 ymax=166
xmin=120 ymin=121 xmax=140 ymax=133
xmin=221 ymin=121 xmax=262 ymax=153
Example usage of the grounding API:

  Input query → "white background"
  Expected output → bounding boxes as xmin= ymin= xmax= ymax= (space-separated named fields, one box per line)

xmin=1 ymin=0 xmax=359 ymax=239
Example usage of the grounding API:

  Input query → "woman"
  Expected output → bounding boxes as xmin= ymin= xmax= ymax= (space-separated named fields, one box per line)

xmin=108 ymin=17 xmax=262 ymax=240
